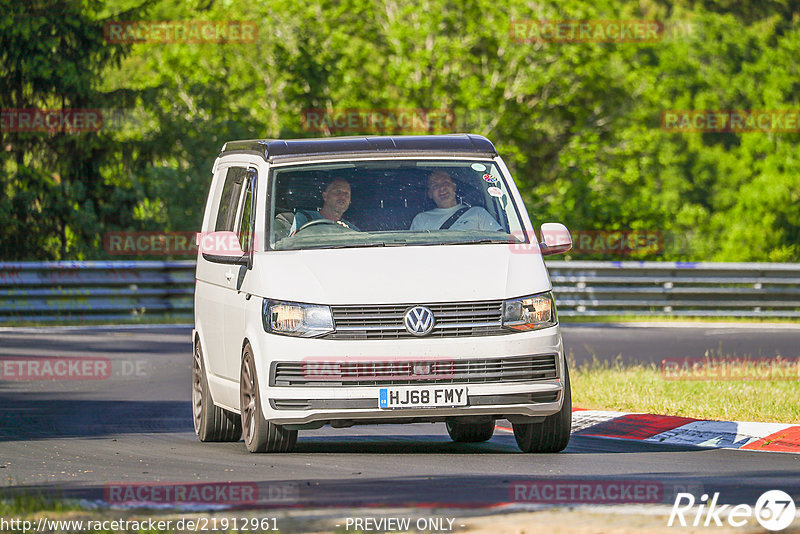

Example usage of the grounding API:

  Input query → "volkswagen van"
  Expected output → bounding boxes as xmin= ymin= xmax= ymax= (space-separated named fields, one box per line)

xmin=192 ymin=134 xmax=573 ymax=453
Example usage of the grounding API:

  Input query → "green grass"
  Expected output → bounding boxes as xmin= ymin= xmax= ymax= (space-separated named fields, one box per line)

xmin=570 ymin=356 xmax=800 ymax=423
xmin=0 ymin=494 xmax=80 ymax=515
xmin=0 ymin=495 xmax=235 ymax=533
xmin=0 ymin=496 xmax=113 ymax=534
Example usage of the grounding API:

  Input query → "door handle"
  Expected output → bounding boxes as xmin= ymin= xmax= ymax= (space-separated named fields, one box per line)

xmin=225 ymin=270 xmax=233 ymax=282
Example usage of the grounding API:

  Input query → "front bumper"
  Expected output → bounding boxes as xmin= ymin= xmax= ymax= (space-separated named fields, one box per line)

xmin=252 ymin=324 xmax=566 ymax=426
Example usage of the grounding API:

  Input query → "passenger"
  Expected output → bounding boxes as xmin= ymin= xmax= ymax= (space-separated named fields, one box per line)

xmin=410 ymin=171 xmax=502 ymax=231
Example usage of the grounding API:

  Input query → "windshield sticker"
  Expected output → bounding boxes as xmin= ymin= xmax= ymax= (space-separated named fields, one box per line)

xmin=471 ymin=163 xmax=487 ymax=171
xmin=487 ymin=186 xmax=503 ymax=197
xmin=483 ymin=173 xmax=498 ymax=183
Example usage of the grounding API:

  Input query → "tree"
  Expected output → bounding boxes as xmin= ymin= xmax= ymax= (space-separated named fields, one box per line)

xmin=0 ymin=0 xmax=149 ymax=259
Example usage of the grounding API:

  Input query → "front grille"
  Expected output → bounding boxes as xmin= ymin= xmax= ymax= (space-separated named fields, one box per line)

xmin=325 ymin=300 xmax=509 ymax=339
xmin=271 ymin=354 xmax=558 ymax=387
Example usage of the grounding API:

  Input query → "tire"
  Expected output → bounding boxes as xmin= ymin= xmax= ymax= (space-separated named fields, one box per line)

xmin=513 ymin=360 xmax=572 ymax=453
xmin=240 ymin=344 xmax=297 ymax=453
xmin=192 ymin=340 xmax=242 ymax=442
xmin=446 ymin=420 xmax=495 ymax=443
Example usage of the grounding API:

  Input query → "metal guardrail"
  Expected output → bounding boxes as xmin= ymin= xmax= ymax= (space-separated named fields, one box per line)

xmin=0 ymin=261 xmax=195 ymax=323
xmin=0 ymin=260 xmax=798 ymax=323
xmin=549 ymin=261 xmax=800 ymax=317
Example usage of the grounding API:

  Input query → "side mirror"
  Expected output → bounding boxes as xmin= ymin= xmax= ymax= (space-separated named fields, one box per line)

xmin=198 ymin=231 xmax=249 ymax=265
xmin=539 ymin=223 xmax=572 ymax=256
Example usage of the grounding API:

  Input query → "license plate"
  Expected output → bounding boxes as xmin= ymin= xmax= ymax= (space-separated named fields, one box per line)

xmin=379 ymin=386 xmax=468 ymax=409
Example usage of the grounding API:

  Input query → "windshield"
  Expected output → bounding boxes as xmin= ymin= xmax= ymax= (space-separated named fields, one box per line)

xmin=268 ymin=159 xmax=528 ymax=250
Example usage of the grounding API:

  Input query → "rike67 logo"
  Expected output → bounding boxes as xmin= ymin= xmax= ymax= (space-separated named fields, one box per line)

xmin=668 ymin=490 xmax=797 ymax=531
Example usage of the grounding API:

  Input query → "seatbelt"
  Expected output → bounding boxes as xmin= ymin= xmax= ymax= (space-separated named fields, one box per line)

xmin=439 ymin=206 xmax=470 ymax=230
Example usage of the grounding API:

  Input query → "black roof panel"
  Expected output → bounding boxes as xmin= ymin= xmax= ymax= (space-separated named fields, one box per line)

xmin=220 ymin=134 xmax=497 ymax=160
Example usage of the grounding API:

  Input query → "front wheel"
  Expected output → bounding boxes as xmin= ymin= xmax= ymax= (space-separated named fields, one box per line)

xmin=513 ymin=361 xmax=572 ymax=453
xmin=192 ymin=341 xmax=241 ymax=442
xmin=240 ymin=344 xmax=297 ymax=453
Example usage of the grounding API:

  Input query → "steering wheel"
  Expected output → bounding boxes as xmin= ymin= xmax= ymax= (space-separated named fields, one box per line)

xmin=291 ymin=218 xmax=340 ymax=236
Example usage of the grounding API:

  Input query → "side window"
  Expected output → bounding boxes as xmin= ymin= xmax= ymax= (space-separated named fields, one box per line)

xmin=215 ymin=167 xmax=246 ymax=232
xmin=237 ymin=169 xmax=257 ymax=252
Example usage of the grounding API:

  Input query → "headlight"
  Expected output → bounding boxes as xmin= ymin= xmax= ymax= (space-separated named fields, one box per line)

xmin=262 ymin=299 xmax=334 ymax=337
xmin=502 ymin=292 xmax=557 ymax=331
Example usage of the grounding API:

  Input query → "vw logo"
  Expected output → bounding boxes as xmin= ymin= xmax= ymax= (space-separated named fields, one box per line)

xmin=403 ymin=306 xmax=435 ymax=336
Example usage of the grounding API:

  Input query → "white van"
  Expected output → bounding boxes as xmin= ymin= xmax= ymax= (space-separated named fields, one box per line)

xmin=192 ymin=134 xmax=573 ymax=453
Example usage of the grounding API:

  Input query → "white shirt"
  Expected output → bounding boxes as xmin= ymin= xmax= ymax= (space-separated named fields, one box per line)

xmin=409 ymin=204 xmax=502 ymax=232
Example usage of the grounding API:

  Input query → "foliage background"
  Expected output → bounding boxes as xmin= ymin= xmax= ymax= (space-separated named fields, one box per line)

xmin=1 ymin=0 xmax=798 ymax=261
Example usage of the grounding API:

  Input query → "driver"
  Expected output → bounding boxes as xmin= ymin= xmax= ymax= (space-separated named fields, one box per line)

xmin=289 ymin=178 xmax=359 ymax=234
xmin=410 ymin=171 xmax=502 ymax=231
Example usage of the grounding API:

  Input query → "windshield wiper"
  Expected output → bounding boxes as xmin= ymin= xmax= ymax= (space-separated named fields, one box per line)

xmin=443 ymin=238 xmax=514 ymax=246
xmin=284 ymin=239 xmax=508 ymax=250
xmin=290 ymin=241 xmax=408 ymax=250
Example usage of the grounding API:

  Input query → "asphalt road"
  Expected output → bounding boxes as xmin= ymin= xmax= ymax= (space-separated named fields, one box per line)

xmin=562 ymin=322 xmax=800 ymax=365
xmin=0 ymin=325 xmax=799 ymax=511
